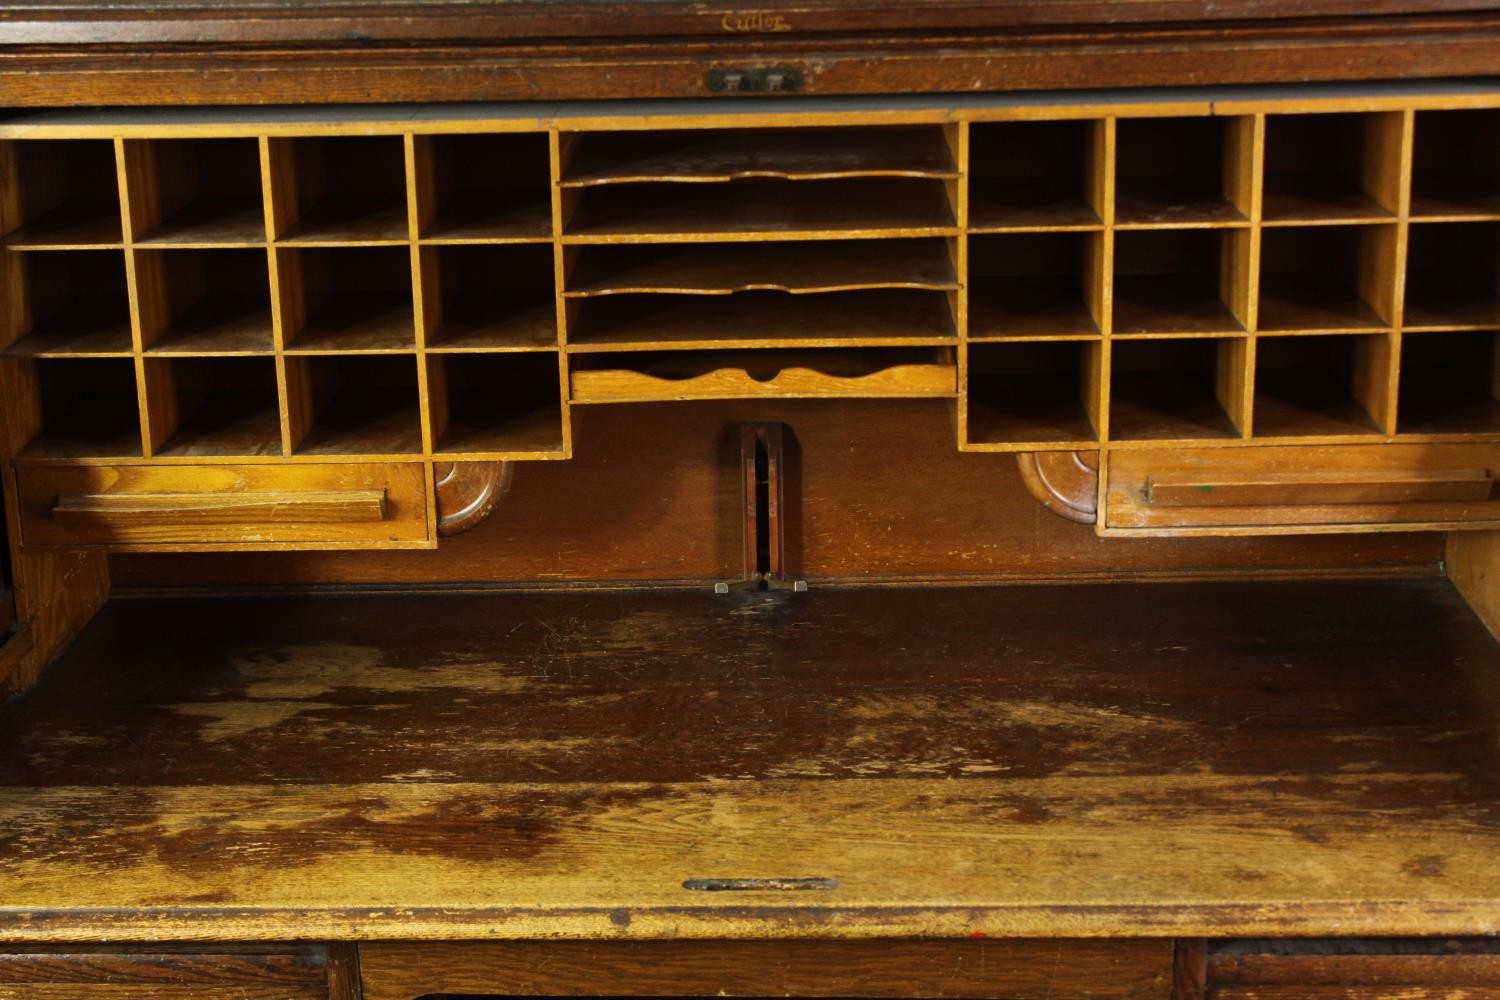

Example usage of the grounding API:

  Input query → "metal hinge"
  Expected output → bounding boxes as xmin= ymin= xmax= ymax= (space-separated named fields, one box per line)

xmin=706 ymin=67 xmax=805 ymax=95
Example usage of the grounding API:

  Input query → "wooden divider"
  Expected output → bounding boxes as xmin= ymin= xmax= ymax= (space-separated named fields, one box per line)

xmin=1 ymin=125 xmax=566 ymax=473
xmin=960 ymin=102 xmax=1493 ymax=453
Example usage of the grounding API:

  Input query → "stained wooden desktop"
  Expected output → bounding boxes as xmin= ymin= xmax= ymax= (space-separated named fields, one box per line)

xmin=5 ymin=578 xmax=1500 ymax=940
xmin=4 ymin=578 xmax=1500 ymax=999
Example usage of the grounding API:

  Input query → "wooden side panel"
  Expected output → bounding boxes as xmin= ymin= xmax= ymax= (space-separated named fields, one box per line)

xmin=0 ymin=145 xmax=111 ymax=696
xmin=0 ymin=476 xmax=18 ymax=672
xmin=0 ymin=549 xmax=105 ymax=696
xmin=1447 ymin=529 xmax=1500 ymax=637
xmin=0 ymin=630 xmax=29 ymax=687
xmin=359 ymin=939 xmax=1172 ymax=1000
xmin=0 ymin=468 xmax=107 ymax=697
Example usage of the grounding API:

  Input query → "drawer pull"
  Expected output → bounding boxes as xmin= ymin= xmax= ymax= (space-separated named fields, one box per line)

xmin=682 ymin=877 xmax=839 ymax=892
xmin=51 ymin=489 xmax=389 ymax=525
xmin=1146 ymin=469 xmax=1494 ymax=507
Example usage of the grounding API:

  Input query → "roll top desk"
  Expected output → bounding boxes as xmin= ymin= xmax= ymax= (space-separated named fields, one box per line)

xmin=2 ymin=3 xmax=1500 ymax=998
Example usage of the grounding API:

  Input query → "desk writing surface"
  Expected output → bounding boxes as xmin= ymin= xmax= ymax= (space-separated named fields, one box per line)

xmin=0 ymin=578 xmax=1497 ymax=942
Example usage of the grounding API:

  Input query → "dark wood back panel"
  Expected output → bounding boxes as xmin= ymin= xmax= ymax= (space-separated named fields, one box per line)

xmin=113 ymin=399 xmax=1442 ymax=590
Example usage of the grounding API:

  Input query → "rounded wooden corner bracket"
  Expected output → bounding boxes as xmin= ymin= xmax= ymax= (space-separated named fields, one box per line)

xmin=1016 ymin=451 xmax=1099 ymax=525
xmin=435 ymin=461 xmax=515 ymax=538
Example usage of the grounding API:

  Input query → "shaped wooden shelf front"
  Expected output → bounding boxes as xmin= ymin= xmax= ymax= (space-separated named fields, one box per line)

xmin=560 ymin=126 xmax=960 ymax=186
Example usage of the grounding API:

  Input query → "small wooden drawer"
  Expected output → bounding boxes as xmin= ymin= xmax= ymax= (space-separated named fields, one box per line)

xmin=1202 ymin=938 xmax=1500 ymax=999
xmin=0 ymin=946 xmax=340 ymax=999
xmin=1103 ymin=443 xmax=1500 ymax=535
xmin=569 ymin=348 xmax=958 ymax=403
xmin=16 ymin=462 xmax=432 ymax=551
xmin=359 ymin=939 xmax=1172 ymax=1000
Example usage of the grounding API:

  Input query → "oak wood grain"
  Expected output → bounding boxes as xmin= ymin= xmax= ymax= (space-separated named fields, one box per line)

xmin=359 ymin=939 xmax=1170 ymax=1000
xmin=1448 ymin=530 xmax=1500 ymax=638
xmin=1205 ymin=940 xmax=1500 ymax=999
xmin=1105 ymin=443 xmax=1500 ymax=533
xmin=0 ymin=457 xmax=108 ymax=697
xmin=570 ymin=349 xmax=958 ymax=402
xmin=1145 ymin=469 xmax=1493 ymax=506
xmin=0 ymin=947 xmax=330 ymax=999
xmin=562 ymin=126 xmax=959 ymax=187
xmin=50 ymin=488 xmax=388 ymax=524
xmin=1 ymin=578 xmax=1498 ymax=940
xmin=564 ymin=240 xmax=957 ymax=297
xmin=16 ymin=462 xmax=428 ymax=550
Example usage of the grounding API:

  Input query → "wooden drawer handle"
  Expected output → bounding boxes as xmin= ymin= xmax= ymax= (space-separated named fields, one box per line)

xmin=1146 ymin=469 xmax=1494 ymax=507
xmin=51 ymin=489 xmax=389 ymax=525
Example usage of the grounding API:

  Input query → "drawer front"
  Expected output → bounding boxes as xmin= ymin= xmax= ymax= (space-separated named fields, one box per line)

xmin=359 ymin=939 xmax=1172 ymax=1000
xmin=1204 ymin=940 xmax=1500 ymax=999
xmin=0 ymin=948 xmax=332 ymax=999
xmin=1104 ymin=444 xmax=1500 ymax=535
xmin=16 ymin=463 xmax=431 ymax=551
xmin=569 ymin=349 xmax=958 ymax=403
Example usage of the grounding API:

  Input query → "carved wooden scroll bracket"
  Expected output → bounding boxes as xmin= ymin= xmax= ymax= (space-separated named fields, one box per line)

xmin=435 ymin=461 xmax=514 ymax=537
xmin=1016 ymin=451 xmax=1099 ymax=525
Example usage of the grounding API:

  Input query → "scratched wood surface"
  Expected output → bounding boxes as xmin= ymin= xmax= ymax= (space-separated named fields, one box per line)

xmin=0 ymin=576 xmax=1497 ymax=941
